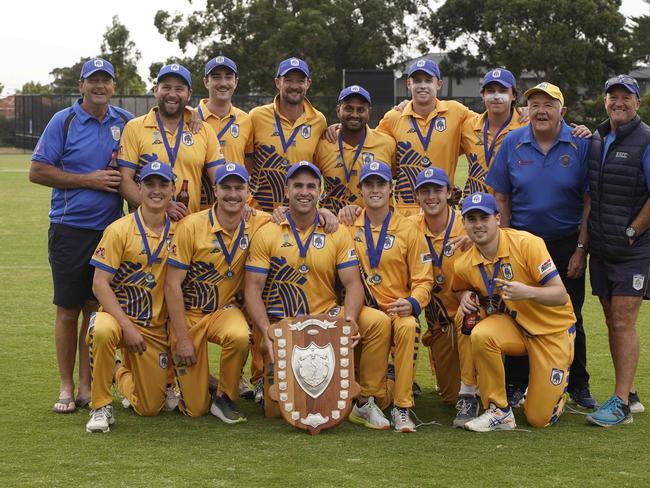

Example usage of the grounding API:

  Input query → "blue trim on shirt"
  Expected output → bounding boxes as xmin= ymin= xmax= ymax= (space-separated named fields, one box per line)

xmin=245 ymin=265 xmax=269 ymax=274
xmin=89 ymin=259 xmax=117 ymax=274
xmin=168 ymin=258 xmax=190 ymax=270
xmin=206 ymin=159 xmax=226 ymax=169
xmin=539 ymin=269 xmax=559 ymax=285
xmin=406 ymin=296 xmax=421 ymax=317
xmin=336 ymin=260 xmax=359 ymax=270
xmin=117 ymin=159 xmax=139 ymax=169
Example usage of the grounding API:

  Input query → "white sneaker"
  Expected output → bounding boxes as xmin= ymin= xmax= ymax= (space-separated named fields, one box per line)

xmin=348 ymin=397 xmax=390 ymax=430
xmin=391 ymin=406 xmax=416 ymax=433
xmin=86 ymin=405 xmax=114 ymax=433
xmin=629 ymin=392 xmax=645 ymax=414
xmin=239 ymin=377 xmax=254 ymax=399
xmin=464 ymin=403 xmax=516 ymax=432
xmin=121 ymin=397 xmax=131 ymax=409
xmin=164 ymin=384 xmax=179 ymax=412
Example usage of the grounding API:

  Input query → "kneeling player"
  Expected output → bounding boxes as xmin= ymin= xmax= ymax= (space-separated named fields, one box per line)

xmin=85 ymin=161 xmax=176 ymax=433
xmin=244 ymin=162 xmax=392 ymax=427
xmin=453 ymin=193 xmax=576 ymax=431
xmin=165 ymin=163 xmax=270 ymax=423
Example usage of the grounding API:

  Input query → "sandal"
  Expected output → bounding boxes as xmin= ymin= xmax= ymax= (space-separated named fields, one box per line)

xmin=52 ymin=397 xmax=76 ymax=414
xmin=75 ymin=397 xmax=91 ymax=409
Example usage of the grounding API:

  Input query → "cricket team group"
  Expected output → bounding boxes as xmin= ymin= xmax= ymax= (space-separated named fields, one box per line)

xmin=29 ymin=53 xmax=649 ymax=434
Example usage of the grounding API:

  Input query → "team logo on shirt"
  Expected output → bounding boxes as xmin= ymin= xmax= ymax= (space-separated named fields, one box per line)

xmin=240 ymin=234 xmax=249 ymax=250
xmin=559 ymin=154 xmax=571 ymax=167
xmin=152 ymin=131 xmax=163 ymax=145
xmin=347 ymin=249 xmax=357 ymax=259
xmin=159 ymin=352 xmax=169 ymax=369
xmin=111 ymin=126 xmax=121 ymax=141
xmin=231 ymin=123 xmax=239 ymax=138
xmin=313 ymin=233 xmax=326 ymax=249
xmin=434 ymin=117 xmax=446 ymax=132
xmin=550 ymin=368 xmax=564 ymax=386
xmin=383 ymin=234 xmax=395 ymax=250
xmin=362 ymin=152 xmax=374 ymax=165
xmin=538 ymin=258 xmax=555 ymax=274
xmin=632 ymin=274 xmax=645 ymax=291
xmin=166 ymin=236 xmax=173 ymax=250
xmin=182 ymin=132 xmax=194 ymax=146
xmin=354 ymin=228 xmax=363 ymax=242
xmin=502 ymin=263 xmax=513 ymax=280
xmin=281 ymin=234 xmax=293 ymax=247
xmin=615 ymin=151 xmax=628 ymax=159
xmin=421 ymin=252 xmax=433 ymax=264
xmin=94 ymin=247 xmax=106 ymax=259
xmin=211 ymin=239 xmax=222 ymax=253
xmin=301 ymin=124 xmax=311 ymax=139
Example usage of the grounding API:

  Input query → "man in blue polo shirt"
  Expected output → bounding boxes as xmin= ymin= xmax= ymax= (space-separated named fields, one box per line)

xmin=485 ymin=82 xmax=596 ymax=409
xmin=29 ymin=58 xmax=133 ymax=414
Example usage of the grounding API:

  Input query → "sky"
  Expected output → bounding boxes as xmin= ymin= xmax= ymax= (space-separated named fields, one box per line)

xmin=0 ymin=0 xmax=648 ymax=95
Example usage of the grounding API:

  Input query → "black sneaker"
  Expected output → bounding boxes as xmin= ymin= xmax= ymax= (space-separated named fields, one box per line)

xmin=210 ymin=393 xmax=247 ymax=424
xmin=506 ymin=384 xmax=526 ymax=408
xmin=453 ymin=394 xmax=479 ymax=428
xmin=568 ymin=386 xmax=598 ymax=409
xmin=412 ymin=382 xmax=422 ymax=397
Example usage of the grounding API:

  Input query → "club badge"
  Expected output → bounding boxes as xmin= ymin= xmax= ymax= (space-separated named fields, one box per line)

xmin=182 ymin=132 xmax=194 ymax=146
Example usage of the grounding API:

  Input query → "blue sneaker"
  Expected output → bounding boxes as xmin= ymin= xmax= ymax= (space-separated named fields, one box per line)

xmin=586 ymin=395 xmax=632 ymax=427
xmin=568 ymin=386 xmax=598 ymax=409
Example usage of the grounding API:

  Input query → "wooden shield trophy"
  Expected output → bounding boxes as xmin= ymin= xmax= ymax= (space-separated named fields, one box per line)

xmin=267 ymin=311 xmax=360 ymax=435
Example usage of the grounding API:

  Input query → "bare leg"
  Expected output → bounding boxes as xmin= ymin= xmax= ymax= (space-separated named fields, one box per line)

xmin=54 ymin=305 xmax=82 ymax=407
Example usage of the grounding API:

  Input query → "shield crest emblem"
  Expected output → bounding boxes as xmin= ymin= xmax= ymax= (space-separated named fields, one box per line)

xmin=434 ymin=117 xmax=447 ymax=132
xmin=182 ymin=132 xmax=194 ymax=146
xmin=301 ymin=124 xmax=311 ymax=139
xmin=383 ymin=234 xmax=395 ymax=250
xmin=361 ymin=152 xmax=374 ymax=165
xmin=312 ymin=233 xmax=325 ymax=249
xmin=239 ymin=234 xmax=249 ymax=250
xmin=230 ymin=123 xmax=239 ymax=138
xmin=111 ymin=126 xmax=121 ymax=141
xmin=268 ymin=313 xmax=360 ymax=435
xmin=502 ymin=263 xmax=513 ymax=280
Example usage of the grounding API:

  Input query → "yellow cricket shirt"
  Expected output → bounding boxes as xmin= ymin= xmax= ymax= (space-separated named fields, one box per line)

xmin=197 ymin=99 xmax=252 ymax=165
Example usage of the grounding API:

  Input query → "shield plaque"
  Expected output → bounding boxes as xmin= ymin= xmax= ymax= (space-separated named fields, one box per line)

xmin=268 ymin=312 xmax=360 ymax=435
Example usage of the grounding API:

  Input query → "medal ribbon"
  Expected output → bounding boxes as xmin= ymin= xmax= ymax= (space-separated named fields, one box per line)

xmin=286 ymin=212 xmax=319 ymax=259
xmin=337 ymin=129 xmax=367 ymax=183
xmin=482 ymin=111 xmax=513 ymax=168
xmin=134 ymin=209 xmax=171 ymax=271
xmin=274 ymin=111 xmax=304 ymax=155
xmin=410 ymin=115 xmax=435 ymax=152
xmin=425 ymin=210 xmax=455 ymax=270
xmin=479 ymin=260 xmax=501 ymax=301
xmin=198 ymin=106 xmax=236 ymax=145
xmin=209 ymin=207 xmax=245 ymax=268
xmin=364 ymin=210 xmax=392 ymax=269
xmin=155 ymin=111 xmax=184 ymax=168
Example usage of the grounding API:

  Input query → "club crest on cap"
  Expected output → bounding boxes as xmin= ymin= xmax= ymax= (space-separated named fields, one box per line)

xmin=298 ymin=161 xmax=309 ymax=167
xmin=216 ymin=56 xmax=224 ymax=63
xmin=351 ymin=85 xmax=360 ymax=92
xmin=417 ymin=60 xmax=426 ymax=67
xmin=94 ymin=59 xmax=103 ymax=67
xmin=152 ymin=162 xmax=161 ymax=170
xmin=226 ymin=163 xmax=236 ymax=171
xmin=171 ymin=64 xmax=180 ymax=71
xmin=538 ymin=82 xmax=548 ymax=89
xmin=472 ymin=194 xmax=482 ymax=203
xmin=424 ymin=168 xmax=434 ymax=177
xmin=369 ymin=162 xmax=380 ymax=170
xmin=290 ymin=58 xmax=299 ymax=67
xmin=492 ymin=69 xmax=501 ymax=78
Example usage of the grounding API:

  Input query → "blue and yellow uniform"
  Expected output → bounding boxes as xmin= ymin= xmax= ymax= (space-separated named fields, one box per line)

xmin=87 ymin=209 xmax=175 ymax=416
xmin=167 ymin=207 xmax=270 ymax=416
xmin=118 ymin=107 xmax=224 ymax=214
xmin=197 ymin=99 xmax=252 ymax=165
xmin=452 ymin=227 xmax=576 ymax=427
xmin=247 ymin=98 xmax=326 ymax=211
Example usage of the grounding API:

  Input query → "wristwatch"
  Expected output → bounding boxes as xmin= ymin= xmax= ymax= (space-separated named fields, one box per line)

xmin=625 ymin=226 xmax=637 ymax=239
xmin=576 ymin=242 xmax=587 ymax=251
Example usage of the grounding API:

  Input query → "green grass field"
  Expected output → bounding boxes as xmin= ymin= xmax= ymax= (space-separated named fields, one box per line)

xmin=1 ymin=153 xmax=648 ymax=487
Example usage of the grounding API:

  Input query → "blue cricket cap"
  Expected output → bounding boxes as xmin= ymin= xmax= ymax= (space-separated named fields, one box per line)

xmin=415 ymin=167 xmax=450 ymax=189
xmin=157 ymin=64 xmax=192 ymax=88
xmin=605 ymin=75 xmax=640 ymax=97
xmin=140 ymin=161 xmax=176 ymax=182
xmin=338 ymin=85 xmax=372 ymax=104
xmin=461 ymin=192 xmax=499 ymax=216
xmin=80 ymin=58 xmax=115 ymax=79
xmin=360 ymin=161 xmax=392 ymax=182
xmin=286 ymin=161 xmax=321 ymax=181
xmin=481 ymin=68 xmax=516 ymax=89
xmin=215 ymin=163 xmax=249 ymax=184
xmin=205 ymin=56 xmax=238 ymax=77
xmin=407 ymin=59 xmax=441 ymax=79
xmin=276 ymin=57 xmax=310 ymax=78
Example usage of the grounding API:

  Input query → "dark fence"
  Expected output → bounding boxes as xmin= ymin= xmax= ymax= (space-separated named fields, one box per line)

xmin=14 ymin=94 xmax=483 ymax=150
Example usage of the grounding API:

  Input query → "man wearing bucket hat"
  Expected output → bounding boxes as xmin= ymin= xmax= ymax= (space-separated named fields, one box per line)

xmin=452 ymin=192 xmax=576 ymax=431
xmin=29 ymin=57 xmax=134 ymax=414
xmin=165 ymin=163 xmax=270 ymax=423
xmin=585 ymin=75 xmax=650 ymax=426
xmin=118 ymin=63 xmax=225 ymax=219
xmin=314 ymin=85 xmax=396 ymax=213
xmin=85 ymin=160 xmax=176 ymax=432
xmin=246 ymin=58 xmax=327 ymax=212
xmin=485 ymin=81 xmax=595 ymax=410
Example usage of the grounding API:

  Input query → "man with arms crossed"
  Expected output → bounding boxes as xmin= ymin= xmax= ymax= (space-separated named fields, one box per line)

xmin=29 ymin=58 xmax=133 ymax=413
xmin=244 ymin=162 xmax=392 ymax=426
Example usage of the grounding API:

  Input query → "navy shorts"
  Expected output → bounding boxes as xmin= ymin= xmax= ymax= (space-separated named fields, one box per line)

xmin=48 ymin=224 xmax=104 ymax=308
xmin=589 ymin=255 xmax=650 ymax=299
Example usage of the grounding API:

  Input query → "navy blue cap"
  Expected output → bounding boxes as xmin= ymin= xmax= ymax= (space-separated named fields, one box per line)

xmin=407 ymin=59 xmax=441 ymax=79
xmin=286 ymin=161 xmax=321 ymax=181
xmin=461 ymin=192 xmax=499 ymax=216
xmin=605 ymin=75 xmax=640 ymax=97
xmin=360 ymin=161 xmax=392 ymax=182
xmin=157 ymin=64 xmax=192 ymax=88
xmin=205 ymin=56 xmax=238 ymax=77
xmin=276 ymin=57 xmax=310 ymax=78
xmin=80 ymin=58 xmax=115 ymax=79
xmin=140 ymin=161 xmax=176 ymax=182
xmin=481 ymin=68 xmax=516 ymax=89
xmin=415 ymin=167 xmax=450 ymax=189
xmin=338 ymin=85 xmax=372 ymax=104
xmin=215 ymin=163 xmax=249 ymax=184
